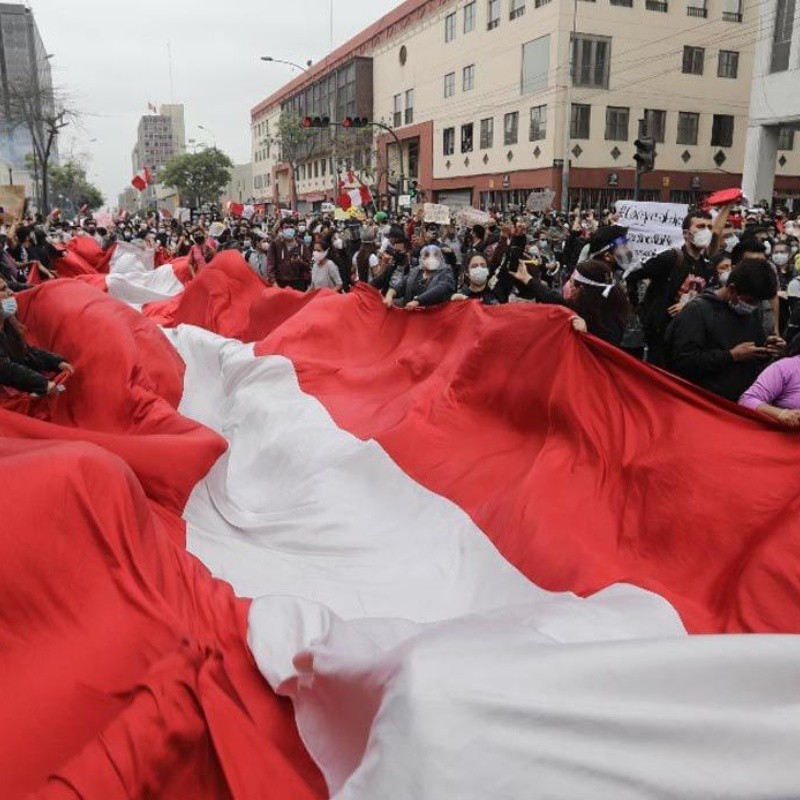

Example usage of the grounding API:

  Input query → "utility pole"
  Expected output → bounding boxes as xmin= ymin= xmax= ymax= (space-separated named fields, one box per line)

xmin=560 ymin=0 xmax=578 ymax=213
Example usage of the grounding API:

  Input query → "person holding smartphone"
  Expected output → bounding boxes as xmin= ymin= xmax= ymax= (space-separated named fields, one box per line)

xmin=0 ymin=277 xmax=74 ymax=396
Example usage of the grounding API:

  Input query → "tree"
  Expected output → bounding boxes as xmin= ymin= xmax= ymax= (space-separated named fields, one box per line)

xmin=7 ymin=80 xmax=78 ymax=212
xmin=160 ymin=147 xmax=233 ymax=208
xmin=264 ymin=112 xmax=317 ymax=208
xmin=49 ymin=160 xmax=104 ymax=213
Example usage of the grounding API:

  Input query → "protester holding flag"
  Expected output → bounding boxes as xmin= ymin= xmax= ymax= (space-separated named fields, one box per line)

xmin=309 ymin=237 xmax=343 ymax=292
xmin=0 ymin=277 xmax=73 ymax=396
xmin=451 ymin=253 xmax=501 ymax=305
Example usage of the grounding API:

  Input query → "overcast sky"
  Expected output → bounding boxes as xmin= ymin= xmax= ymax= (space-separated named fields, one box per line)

xmin=28 ymin=0 xmax=402 ymax=206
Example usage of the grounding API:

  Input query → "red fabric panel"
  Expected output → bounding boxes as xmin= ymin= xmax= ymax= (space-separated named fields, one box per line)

xmin=0 ymin=281 xmax=324 ymax=799
xmin=65 ymin=238 xmax=114 ymax=275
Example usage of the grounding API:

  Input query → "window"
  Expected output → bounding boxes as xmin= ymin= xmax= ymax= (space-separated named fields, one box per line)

xmin=488 ymin=0 xmax=501 ymax=29
xmin=722 ymin=0 xmax=742 ymax=22
xmin=393 ymin=94 xmax=402 ymax=128
xmin=443 ymin=126 xmax=455 ymax=155
xmin=463 ymin=64 xmax=475 ymax=91
xmin=605 ymin=106 xmax=629 ymax=140
xmin=444 ymin=72 xmax=456 ymax=97
xmin=445 ymin=11 xmax=456 ymax=42
xmin=682 ymin=46 xmax=705 ymax=75
xmin=504 ymin=111 xmax=519 ymax=145
xmin=645 ymin=0 xmax=668 ymax=10
xmin=314 ymin=161 xmax=319 ymax=178
xmin=461 ymin=123 xmax=474 ymax=152
xmin=686 ymin=0 xmax=707 ymax=18
xmin=572 ymin=34 xmax=611 ymax=88
xmin=521 ymin=35 xmax=550 ymax=95
xmin=772 ymin=0 xmax=794 ymax=73
xmin=464 ymin=0 xmax=476 ymax=32
xmin=570 ymin=104 xmax=591 ymax=139
xmin=405 ymin=89 xmax=415 ymax=124
xmin=642 ymin=109 xmax=666 ymax=143
xmin=717 ymin=50 xmax=739 ymax=79
xmin=510 ymin=0 xmax=526 ymax=19
xmin=676 ymin=112 xmax=699 ymax=145
xmin=609 ymin=0 xmax=633 ymax=5
xmin=480 ymin=117 xmax=494 ymax=148
xmin=778 ymin=127 xmax=795 ymax=151
xmin=321 ymin=159 xmax=326 ymax=176
xmin=529 ymin=105 xmax=547 ymax=141
xmin=711 ymin=114 xmax=734 ymax=147
xmin=408 ymin=140 xmax=419 ymax=178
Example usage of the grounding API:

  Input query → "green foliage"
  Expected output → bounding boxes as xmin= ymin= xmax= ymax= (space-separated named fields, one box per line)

xmin=159 ymin=147 xmax=234 ymax=207
xmin=49 ymin=160 xmax=104 ymax=211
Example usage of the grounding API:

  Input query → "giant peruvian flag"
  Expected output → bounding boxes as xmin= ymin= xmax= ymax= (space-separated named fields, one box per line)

xmin=2 ymin=251 xmax=800 ymax=799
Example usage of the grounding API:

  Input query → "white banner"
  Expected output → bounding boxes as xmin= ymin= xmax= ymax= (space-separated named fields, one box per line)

xmin=423 ymin=203 xmax=452 ymax=225
xmin=526 ymin=189 xmax=556 ymax=213
xmin=455 ymin=207 xmax=493 ymax=228
xmin=614 ymin=200 xmax=688 ymax=265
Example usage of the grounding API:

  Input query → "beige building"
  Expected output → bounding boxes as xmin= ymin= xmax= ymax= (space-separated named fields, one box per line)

xmin=252 ymin=0 xmax=800 ymax=212
xmin=220 ymin=162 xmax=254 ymax=205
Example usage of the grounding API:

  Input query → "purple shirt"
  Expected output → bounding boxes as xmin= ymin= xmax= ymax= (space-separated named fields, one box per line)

xmin=739 ymin=357 xmax=800 ymax=410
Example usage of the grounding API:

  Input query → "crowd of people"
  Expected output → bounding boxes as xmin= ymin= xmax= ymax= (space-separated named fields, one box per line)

xmin=3 ymin=198 xmax=800 ymax=428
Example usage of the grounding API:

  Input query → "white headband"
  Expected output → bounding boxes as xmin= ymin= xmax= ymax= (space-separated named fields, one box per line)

xmin=572 ymin=271 xmax=614 ymax=298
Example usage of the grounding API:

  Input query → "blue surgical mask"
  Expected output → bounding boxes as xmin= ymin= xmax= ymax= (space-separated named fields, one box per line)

xmin=282 ymin=228 xmax=296 ymax=240
xmin=730 ymin=299 xmax=758 ymax=316
xmin=1 ymin=295 xmax=18 ymax=318
xmin=304 ymin=235 xmax=312 ymax=245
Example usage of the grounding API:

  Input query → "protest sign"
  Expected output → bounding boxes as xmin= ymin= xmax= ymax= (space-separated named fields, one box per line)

xmin=455 ymin=206 xmax=492 ymax=228
xmin=615 ymin=200 xmax=688 ymax=265
xmin=423 ymin=203 xmax=451 ymax=225
xmin=0 ymin=185 xmax=26 ymax=224
xmin=526 ymin=189 xmax=556 ymax=213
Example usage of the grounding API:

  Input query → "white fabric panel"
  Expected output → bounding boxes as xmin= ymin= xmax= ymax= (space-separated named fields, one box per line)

xmin=106 ymin=264 xmax=183 ymax=305
xmin=167 ymin=324 xmax=800 ymax=800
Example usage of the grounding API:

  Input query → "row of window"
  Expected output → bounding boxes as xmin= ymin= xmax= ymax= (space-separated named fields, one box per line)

xmin=443 ymin=64 xmax=476 ymax=98
xmin=253 ymin=120 xmax=270 ymax=139
xmin=254 ymin=144 xmax=271 ymax=163
xmin=682 ymin=45 xmax=740 ymax=78
xmin=440 ymin=106 xmax=748 ymax=155
xmin=444 ymin=0 xmax=743 ymax=42
xmin=442 ymin=107 xmax=547 ymax=155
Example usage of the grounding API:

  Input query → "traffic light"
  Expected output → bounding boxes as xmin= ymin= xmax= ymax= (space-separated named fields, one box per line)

xmin=341 ymin=116 xmax=370 ymax=128
xmin=634 ymin=137 xmax=656 ymax=173
xmin=301 ymin=116 xmax=330 ymax=128
xmin=408 ymin=180 xmax=418 ymax=200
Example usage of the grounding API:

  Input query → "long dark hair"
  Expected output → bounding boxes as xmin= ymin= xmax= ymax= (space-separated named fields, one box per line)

xmin=2 ymin=315 xmax=29 ymax=359
xmin=571 ymin=259 xmax=631 ymax=342
xmin=356 ymin=242 xmax=377 ymax=282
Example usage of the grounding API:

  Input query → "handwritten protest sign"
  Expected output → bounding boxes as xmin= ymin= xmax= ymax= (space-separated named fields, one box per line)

xmin=455 ymin=206 xmax=492 ymax=228
xmin=526 ymin=189 xmax=556 ymax=213
xmin=423 ymin=203 xmax=451 ymax=225
xmin=615 ymin=200 xmax=688 ymax=265
xmin=0 ymin=185 xmax=26 ymax=224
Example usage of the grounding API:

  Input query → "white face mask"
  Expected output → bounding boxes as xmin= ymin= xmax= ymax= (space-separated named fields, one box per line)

xmin=422 ymin=256 xmax=442 ymax=272
xmin=469 ymin=265 xmax=489 ymax=285
xmin=333 ymin=238 xmax=344 ymax=250
xmin=718 ymin=269 xmax=731 ymax=286
xmin=692 ymin=228 xmax=713 ymax=250
xmin=763 ymin=240 xmax=772 ymax=256
xmin=312 ymin=250 xmax=328 ymax=263
xmin=773 ymin=252 xmax=790 ymax=267
xmin=725 ymin=234 xmax=740 ymax=252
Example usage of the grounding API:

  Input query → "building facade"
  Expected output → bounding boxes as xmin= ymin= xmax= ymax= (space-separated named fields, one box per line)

xmin=252 ymin=0 xmax=800 ymax=212
xmin=0 ymin=3 xmax=55 ymax=170
xmin=130 ymin=103 xmax=186 ymax=208
xmin=742 ymin=0 xmax=800 ymax=206
xmin=220 ymin=162 xmax=254 ymax=205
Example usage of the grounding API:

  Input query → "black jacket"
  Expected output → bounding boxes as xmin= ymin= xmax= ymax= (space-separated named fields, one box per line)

xmin=0 ymin=320 xmax=64 ymax=395
xmin=628 ymin=246 xmax=712 ymax=340
xmin=665 ymin=291 xmax=767 ymax=401
xmin=391 ymin=266 xmax=456 ymax=307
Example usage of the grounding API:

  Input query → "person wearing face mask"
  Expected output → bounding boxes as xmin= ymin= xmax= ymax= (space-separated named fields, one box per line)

xmin=739 ymin=333 xmax=800 ymax=428
xmin=709 ymin=252 xmax=733 ymax=288
xmin=309 ymin=237 xmax=343 ymax=292
xmin=451 ymin=254 xmax=500 ymax=305
xmin=0 ymin=277 xmax=74 ymax=396
xmin=328 ymin=230 xmax=351 ymax=293
xmin=266 ymin=218 xmax=311 ymax=290
xmin=626 ymin=210 xmax=715 ymax=367
xmin=384 ymin=244 xmax=456 ymax=310
xmin=187 ymin=229 xmax=215 ymax=279
xmin=664 ymin=259 xmax=780 ymax=402
xmin=246 ymin=232 xmax=270 ymax=280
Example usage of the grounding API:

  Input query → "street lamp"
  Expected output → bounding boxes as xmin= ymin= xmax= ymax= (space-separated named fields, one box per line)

xmin=198 ymin=124 xmax=217 ymax=148
xmin=260 ymin=56 xmax=312 ymax=72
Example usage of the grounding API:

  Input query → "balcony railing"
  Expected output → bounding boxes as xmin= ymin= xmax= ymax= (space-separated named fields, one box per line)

xmin=509 ymin=5 xmax=526 ymax=19
xmin=722 ymin=11 xmax=742 ymax=22
xmin=645 ymin=0 xmax=668 ymax=10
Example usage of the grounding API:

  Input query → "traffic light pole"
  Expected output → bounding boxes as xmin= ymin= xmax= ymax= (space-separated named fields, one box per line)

xmin=370 ymin=121 xmax=405 ymax=214
xmin=634 ymin=166 xmax=641 ymax=202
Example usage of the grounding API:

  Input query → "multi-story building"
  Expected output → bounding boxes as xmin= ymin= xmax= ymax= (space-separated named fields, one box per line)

xmin=130 ymin=103 xmax=186 ymax=208
xmin=0 ymin=3 xmax=55 ymax=170
xmin=742 ymin=0 xmax=800 ymax=207
xmin=220 ymin=162 xmax=254 ymax=205
xmin=253 ymin=0 xmax=800 ymax=212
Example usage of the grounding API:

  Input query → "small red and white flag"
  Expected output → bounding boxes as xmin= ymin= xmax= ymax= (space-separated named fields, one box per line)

xmin=131 ymin=166 xmax=153 ymax=192
xmin=338 ymin=171 xmax=372 ymax=210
